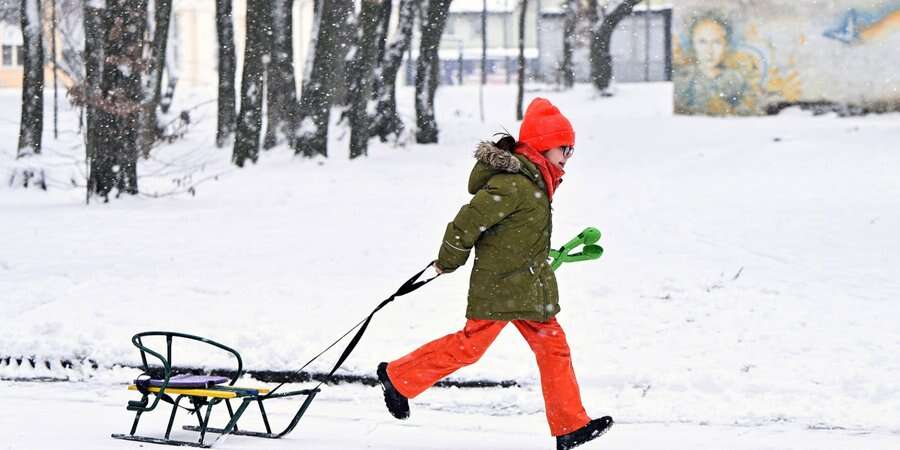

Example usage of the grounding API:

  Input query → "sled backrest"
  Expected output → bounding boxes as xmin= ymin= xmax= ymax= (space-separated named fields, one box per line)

xmin=126 ymin=331 xmax=244 ymax=412
xmin=132 ymin=331 xmax=243 ymax=382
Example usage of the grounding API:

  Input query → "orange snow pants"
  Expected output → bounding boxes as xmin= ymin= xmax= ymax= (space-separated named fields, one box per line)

xmin=386 ymin=317 xmax=591 ymax=436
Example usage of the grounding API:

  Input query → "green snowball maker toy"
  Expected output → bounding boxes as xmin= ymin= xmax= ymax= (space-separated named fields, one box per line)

xmin=549 ymin=227 xmax=604 ymax=271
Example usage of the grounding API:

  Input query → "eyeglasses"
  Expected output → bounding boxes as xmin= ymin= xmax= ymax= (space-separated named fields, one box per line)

xmin=561 ymin=146 xmax=575 ymax=158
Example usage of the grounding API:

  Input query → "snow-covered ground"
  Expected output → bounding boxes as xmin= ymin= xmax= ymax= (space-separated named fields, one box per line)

xmin=3 ymin=380 xmax=899 ymax=450
xmin=1 ymin=82 xmax=899 ymax=449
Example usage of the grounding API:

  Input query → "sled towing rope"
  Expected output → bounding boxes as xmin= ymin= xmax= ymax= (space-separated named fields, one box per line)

xmin=111 ymin=228 xmax=602 ymax=448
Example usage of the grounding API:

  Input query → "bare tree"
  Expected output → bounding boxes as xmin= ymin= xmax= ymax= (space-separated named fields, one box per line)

xmin=138 ymin=0 xmax=173 ymax=157
xmin=414 ymin=0 xmax=452 ymax=144
xmin=55 ymin=1 xmax=85 ymax=88
xmin=479 ymin=0 xmax=485 ymax=121
xmin=347 ymin=0 xmax=384 ymax=159
xmin=82 ymin=0 xmax=105 ymax=195
xmin=590 ymin=0 xmax=642 ymax=92
xmin=158 ymin=26 xmax=178 ymax=113
xmin=263 ymin=0 xmax=297 ymax=149
xmin=515 ymin=0 xmax=528 ymax=120
xmin=17 ymin=0 xmax=44 ymax=157
xmin=369 ymin=0 xmax=416 ymax=143
xmin=215 ymin=0 xmax=236 ymax=147
xmin=369 ymin=0 xmax=392 ymax=95
xmin=90 ymin=0 xmax=147 ymax=199
xmin=233 ymin=0 xmax=271 ymax=167
xmin=50 ymin=0 xmax=58 ymax=139
xmin=330 ymin=2 xmax=356 ymax=108
xmin=560 ymin=0 xmax=577 ymax=88
xmin=292 ymin=0 xmax=354 ymax=158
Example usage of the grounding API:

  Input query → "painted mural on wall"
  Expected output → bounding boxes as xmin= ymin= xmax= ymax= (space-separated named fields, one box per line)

xmin=823 ymin=8 xmax=900 ymax=44
xmin=673 ymin=11 xmax=801 ymax=115
xmin=673 ymin=0 xmax=900 ymax=116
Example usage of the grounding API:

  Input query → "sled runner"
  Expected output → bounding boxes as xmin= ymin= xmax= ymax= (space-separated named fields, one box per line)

xmin=111 ymin=331 xmax=319 ymax=448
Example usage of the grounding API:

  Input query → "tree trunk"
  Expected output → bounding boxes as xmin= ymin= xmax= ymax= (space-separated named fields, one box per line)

xmin=331 ymin=5 xmax=356 ymax=109
xmin=561 ymin=0 xmax=576 ymax=88
xmin=159 ymin=36 xmax=178 ymax=114
xmin=368 ymin=0 xmax=392 ymax=99
xmin=83 ymin=1 xmax=105 ymax=193
xmin=138 ymin=0 xmax=172 ymax=157
xmin=516 ymin=0 xmax=527 ymax=120
xmin=292 ymin=0 xmax=354 ymax=158
xmin=299 ymin=0 xmax=321 ymax=91
xmin=17 ymin=0 xmax=44 ymax=158
xmin=233 ymin=0 xmax=271 ymax=167
xmin=333 ymin=13 xmax=360 ymax=110
xmin=369 ymin=0 xmax=416 ymax=143
xmin=591 ymin=0 xmax=641 ymax=92
xmin=481 ymin=0 xmax=486 ymax=86
xmin=215 ymin=0 xmax=237 ymax=147
xmin=414 ymin=0 xmax=452 ymax=144
xmin=51 ymin=0 xmax=58 ymax=140
xmin=90 ymin=0 xmax=147 ymax=199
xmin=478 ymin=0 xmax=485 ymax=122
xmin=263 ymin=0 xmax=297 ymax=149
xmin=374 ymin=0 xmax=391 ymax=65
xmin=348 ymin=0 xmax=384 ymax=159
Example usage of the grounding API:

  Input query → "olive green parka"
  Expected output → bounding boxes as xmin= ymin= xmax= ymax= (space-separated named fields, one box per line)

xmin=436 ymin=142 xmax=559 ymax=322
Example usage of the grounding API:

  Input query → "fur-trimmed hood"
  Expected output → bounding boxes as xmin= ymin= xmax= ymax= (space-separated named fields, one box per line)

xmin=474 ymin=141 xmax=521 ymax=173
xmin=468 ymin=141 xmax=541 ymax=195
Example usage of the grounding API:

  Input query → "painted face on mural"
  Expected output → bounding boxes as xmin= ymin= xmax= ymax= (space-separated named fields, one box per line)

xmin=692 ymin=19 xmax=728 ymax=77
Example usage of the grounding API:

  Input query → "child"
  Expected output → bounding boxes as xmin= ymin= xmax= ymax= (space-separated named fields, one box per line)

xmin=378 ymin=98 xmax=612 ymax=450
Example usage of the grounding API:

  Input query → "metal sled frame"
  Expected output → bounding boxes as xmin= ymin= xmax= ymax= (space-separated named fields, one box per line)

xmin=111 ymin=331 xmax=319 ymax=448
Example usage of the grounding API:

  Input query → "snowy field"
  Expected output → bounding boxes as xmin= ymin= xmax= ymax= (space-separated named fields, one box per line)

xmin=3 ymin=380 xmax=899 ymax=450
xmin=1 ymin=82 xmax=899 ymax=449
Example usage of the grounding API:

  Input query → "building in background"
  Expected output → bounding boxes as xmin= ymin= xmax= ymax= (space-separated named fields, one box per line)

xmin=0 ymin=0 xmax=317 ymax=91
xmin=171 ymin=0 xmax=315 ymax=91
xmin=0 ymin=17 xmax=28 ymax=87
xmin=0 ymin=0 xmax=671 ymax=90
xmin=538 ymin=2 xmax=671 ymax=84
xmin=0 ymin=1 xmax=74 ymax=90
xmin=425 ymin=0 xmax=671 ymax=86
xmin=423 ymin=0 xmax=537 ymax=86
xmin=177 ymin=0 xmax=673 ymax=89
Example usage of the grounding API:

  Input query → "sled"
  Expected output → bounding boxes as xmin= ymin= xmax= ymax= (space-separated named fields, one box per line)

xmin=111 ymin=331 xmax=319 ymax=448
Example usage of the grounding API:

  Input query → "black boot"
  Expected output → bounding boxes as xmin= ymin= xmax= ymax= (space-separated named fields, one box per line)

xmin=377 ymin=362 xmax=410 ymax=420
xmin=556 ymin=416 xmax=614 ymax=450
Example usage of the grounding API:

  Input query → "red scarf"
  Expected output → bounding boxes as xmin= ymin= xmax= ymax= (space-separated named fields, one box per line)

xmin=515 ymin=144 xmax=565 ymax=201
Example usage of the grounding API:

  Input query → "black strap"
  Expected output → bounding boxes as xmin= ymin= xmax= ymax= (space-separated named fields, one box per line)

xmin=263 ymin=262 xmax=439 ymax=398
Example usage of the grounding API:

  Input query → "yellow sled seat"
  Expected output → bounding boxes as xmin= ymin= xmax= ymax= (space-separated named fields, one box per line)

xmin=127 ymin=384 xmax=271 ymax=399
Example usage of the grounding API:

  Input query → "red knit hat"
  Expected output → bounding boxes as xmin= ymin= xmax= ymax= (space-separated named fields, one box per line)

xmin=517 ymin=98 xmax=575 ymax=153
